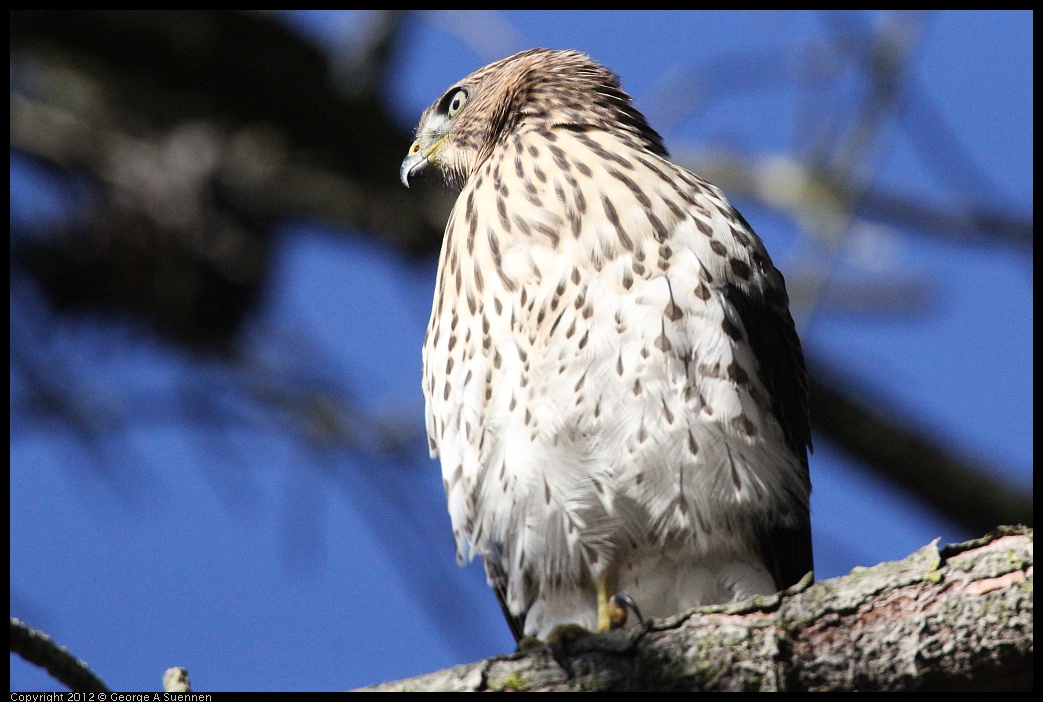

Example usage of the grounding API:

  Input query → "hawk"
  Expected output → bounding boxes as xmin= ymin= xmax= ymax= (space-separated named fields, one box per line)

xmin=401 ymin=48 xmax=812 ymax=642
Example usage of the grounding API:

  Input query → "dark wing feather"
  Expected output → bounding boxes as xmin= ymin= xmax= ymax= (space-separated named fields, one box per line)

xmin=721 ymin=211 xmax=814 ymax=590
xmin=484 ymin=554 xmax=526 ymax=642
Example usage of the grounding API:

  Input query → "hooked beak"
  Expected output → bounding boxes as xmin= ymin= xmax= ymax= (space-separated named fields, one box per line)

xmin=400 ymin=135 xmax=447 ymax=188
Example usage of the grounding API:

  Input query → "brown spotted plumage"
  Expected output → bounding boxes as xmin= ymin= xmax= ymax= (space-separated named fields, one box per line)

xmin=402 ymin=49 xmax=812 ymax=641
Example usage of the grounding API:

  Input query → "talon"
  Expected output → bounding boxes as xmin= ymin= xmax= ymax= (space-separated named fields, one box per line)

xmin=606 ymin=593 xmax=629 ymax=630
xmin=597 ymin=573 xmax=644 ymax=631
xmin=611 ymin=592 xmax=645 ymax=628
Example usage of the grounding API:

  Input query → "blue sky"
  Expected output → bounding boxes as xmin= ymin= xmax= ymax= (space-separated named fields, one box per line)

xmin=10 ymin=11 xmax=1032 ymax=691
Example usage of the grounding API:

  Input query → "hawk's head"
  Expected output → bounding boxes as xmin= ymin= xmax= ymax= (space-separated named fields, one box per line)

xmin=400 ymin=48 xmax=667 ymax=192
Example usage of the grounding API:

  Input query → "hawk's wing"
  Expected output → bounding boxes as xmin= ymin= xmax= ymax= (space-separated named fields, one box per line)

xmin=484 ymin=556 xmax=526 ymax=642
xmin=721 ymin=208 xmax=813 ymax=589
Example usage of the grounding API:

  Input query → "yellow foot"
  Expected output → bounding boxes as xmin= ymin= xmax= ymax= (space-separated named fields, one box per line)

xmin=597 ymin=570 xmax=645 ymax=631
xmin=608 ymin=592 xmax=645 ymax=629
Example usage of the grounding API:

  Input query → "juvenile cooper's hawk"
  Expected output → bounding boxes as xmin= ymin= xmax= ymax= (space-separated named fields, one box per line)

xmin=401 ymin=49 xmax=812 ymax=641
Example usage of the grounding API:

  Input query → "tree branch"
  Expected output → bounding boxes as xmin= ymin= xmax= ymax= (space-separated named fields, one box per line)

xmin=10 ymin=617 xmax=111 ymax=693
xmin=808 ymin=361 xmax=1032 ymax=533
xmin=360 ymin=526 xmax=1032 ymax=691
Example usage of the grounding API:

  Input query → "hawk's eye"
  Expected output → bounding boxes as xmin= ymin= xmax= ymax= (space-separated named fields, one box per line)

xmin=445 ymin=89 xmax=468 ymax=118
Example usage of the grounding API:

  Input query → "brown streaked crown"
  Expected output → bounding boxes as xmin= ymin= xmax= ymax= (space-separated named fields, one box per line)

xmin=405 ymin=48 xmax=668 ymax=191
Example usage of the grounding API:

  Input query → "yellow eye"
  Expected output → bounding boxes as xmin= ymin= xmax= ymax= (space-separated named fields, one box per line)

xmin=447 ymin=89 xmax=468 ymax=117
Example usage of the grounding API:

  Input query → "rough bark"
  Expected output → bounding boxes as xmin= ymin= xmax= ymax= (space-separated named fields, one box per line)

xmin=360 ymin=526 xmax=1033 ymax=691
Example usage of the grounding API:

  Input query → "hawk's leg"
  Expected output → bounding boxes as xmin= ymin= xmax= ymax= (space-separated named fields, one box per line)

xmin=597 ymin=572 xmax=644 ymax=631
xmin=539 ymin=573 xmax=647 ymax=673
